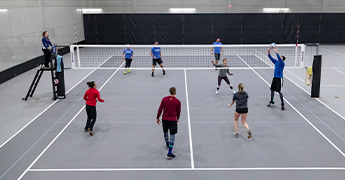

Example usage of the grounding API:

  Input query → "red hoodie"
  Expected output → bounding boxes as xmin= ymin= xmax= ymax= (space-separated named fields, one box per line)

xmin=157 ymin=96 xmax=181 ymax=121
xmin=84 ymin=88 xmax=104 ymax=106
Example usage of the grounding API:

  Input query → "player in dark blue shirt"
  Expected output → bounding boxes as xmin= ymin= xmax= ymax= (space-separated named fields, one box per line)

xmin=267 ymin=46 xmax=286 ymax=111
xmin=41 ymin=31 xmax=53 ymax=68
xmin=122 ymin=45 xmax=134 ymax=75
xmin=150 ymin=41 xmax=165 ymax=77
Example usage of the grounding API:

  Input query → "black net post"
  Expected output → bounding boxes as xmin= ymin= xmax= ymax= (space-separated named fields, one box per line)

xmin=311 ymin=55 xmax=322 ymax=98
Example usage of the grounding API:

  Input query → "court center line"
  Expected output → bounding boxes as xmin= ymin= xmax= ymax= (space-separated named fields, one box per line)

xmin=184 ymin=69 xmax=195 ymax=169
xmin=18 ymin=61 xmax=125 ymax=180
xmin=0 ymin=54 xmax=114 ymax=150
xmin=237 ymin=54 xmax=345 ymax=158
xmin=28 ymin=167 xmax=345 ymax=172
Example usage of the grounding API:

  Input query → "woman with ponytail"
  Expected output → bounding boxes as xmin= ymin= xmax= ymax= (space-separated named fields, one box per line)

xmin=228 ymin=83 xmax=251 ymax=138
xmin=83 ymin=81 xmax=104 ymax=136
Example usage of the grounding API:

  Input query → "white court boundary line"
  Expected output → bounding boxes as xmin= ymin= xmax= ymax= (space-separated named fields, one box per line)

xmin=237 ymin=55 xmax=345 ymax=158
xmin=72 ymin=67 xmax=305 ymax=70
xmin=322 ymin=47 xmax=345 ymax=56
xmin=28 ymin=167 xmax=345 ymax=172
xmin=0 ymin=55 xmax=114 ymax=149
xmin=17 ymin=61 xmax=124 ymax=180
xmin=321 ymin=85 xmax=345 ymax=87
xmin=254 ymin=51 xmax=345 ymax=122
xmin=184 ymin=69 xmax=195 ymax=169
xmin=284 ymin=69 xmax=345 ymax=121
xmin=333 ymin=67 xmax=345 ymax=75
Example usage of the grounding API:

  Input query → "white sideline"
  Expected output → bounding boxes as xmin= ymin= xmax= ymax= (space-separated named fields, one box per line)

xmin=0 ymin=55 xmax=114 ymax=149
xmin=254 ymin=51 xmax=345 ymax=122
xmin=184 ymin=69 xmax=195 ymax=169
xmin=321 ymin=85 xmax=345 ymax=87
xmin=284 ymin=69 xmax=345 ymax=121
xmin=74 ymin=67 xmax=276 ymax=70
xmin=17 ymin=61 xmax=124 ymax=180
xmin=333 ymin=67 xmax=345 ymax=75
xmin=28 ymin=167 xmax=345 ymax=172
xmin=0 ymin=69 xmax=95 ymax=149
xmin=322 ymin=48 xmax=345 ymax=56
xmin=237 ymin=55 xmax=345 ymax=158
xmin=71 ymin=44 xmax=305 ymax=48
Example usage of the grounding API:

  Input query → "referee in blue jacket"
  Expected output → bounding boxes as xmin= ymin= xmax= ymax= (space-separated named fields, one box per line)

xmin=267 ymin=46 xmax=286 ymax=111
xmin=42 ymin=31 xmax=53 ymax=68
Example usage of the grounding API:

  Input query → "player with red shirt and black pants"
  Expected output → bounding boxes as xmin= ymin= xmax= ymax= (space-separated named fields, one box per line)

xmin=157 ymin=87 xmax=181 ymax=159
xmin=84 ymin=81 xmax=104 ymax=136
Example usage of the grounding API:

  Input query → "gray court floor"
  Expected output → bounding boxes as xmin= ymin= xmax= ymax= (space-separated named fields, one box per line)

xmin=0 ymin=45 xmax=345 ymax=180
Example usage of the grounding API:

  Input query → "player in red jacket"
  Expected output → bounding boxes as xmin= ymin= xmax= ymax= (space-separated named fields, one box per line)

xmin=83 ymin=81 xmax=104 ymax=136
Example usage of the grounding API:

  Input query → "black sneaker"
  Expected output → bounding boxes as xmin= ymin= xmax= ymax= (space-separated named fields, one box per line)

xmin=233 ymin=132 xmax=239 ymax=138
xmin=166 ymin=153 xmax=176 ymax=159
xmin=230 ymin=86 xmax=233 ymax=90
xmin=163 ymin=70 xmax=166 ymax=75
xmin=151 ymin=72 xmax=154 ymax=77
xmin=267 ymin=100 xmax=275 ymax=107
xmin=248 ymin=130 xmax=252 ymax=139
xmin=281 ymin=103 xmax=285 ymax=111
xmin=84 ymin=128 xmax=88 ymax=132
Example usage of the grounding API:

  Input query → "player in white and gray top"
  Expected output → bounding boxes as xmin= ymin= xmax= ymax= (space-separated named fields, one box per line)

xmin=211 ymin=58 xmax=235 ymax=95
xmin=228 ymin=83 xmax=251 ymax=139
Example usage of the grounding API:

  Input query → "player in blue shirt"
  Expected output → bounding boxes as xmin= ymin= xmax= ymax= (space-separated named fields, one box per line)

xmin=267 ymin=46 xmax=286 ymax=111
xmin=122 ymin=45 xmax=134 ymax=75
xmin=211 ymin=38 xmax=223 ymax=66
xmin=42 ymin=31 xmax=53 ymax=68
xmin=150 ymin=41 xmax=165 ymax=77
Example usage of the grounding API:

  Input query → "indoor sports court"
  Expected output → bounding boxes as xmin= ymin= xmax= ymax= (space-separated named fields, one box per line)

xmin=1 ymin=1 xmax=345 ymax=180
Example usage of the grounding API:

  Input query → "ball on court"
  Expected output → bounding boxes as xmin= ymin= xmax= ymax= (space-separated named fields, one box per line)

xmin=54 ymin=78 xmax=59 ymax=85
xmin=271 ymin=43 xmax=276 ymax=48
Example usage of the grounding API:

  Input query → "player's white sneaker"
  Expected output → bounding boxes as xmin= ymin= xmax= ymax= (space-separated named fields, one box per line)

xmin=215 ymin=91 xmax=219 ymax=95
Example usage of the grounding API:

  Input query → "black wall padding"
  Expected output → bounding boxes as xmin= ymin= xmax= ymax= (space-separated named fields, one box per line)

xmin=83 ymin=13 xmax=345 ymax=44
xmin=311 ymin=55 xmax=322 ymax=98
xmin=0 ymin=43 xmax=81 ymax=85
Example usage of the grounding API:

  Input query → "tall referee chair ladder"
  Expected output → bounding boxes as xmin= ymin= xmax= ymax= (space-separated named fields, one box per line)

xmin=23 ymin=47 xmax=58 ymax=101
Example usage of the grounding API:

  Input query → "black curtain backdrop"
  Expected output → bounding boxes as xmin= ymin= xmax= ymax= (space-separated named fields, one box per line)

xmin=83 ymin=13 xmax=345 ymax=44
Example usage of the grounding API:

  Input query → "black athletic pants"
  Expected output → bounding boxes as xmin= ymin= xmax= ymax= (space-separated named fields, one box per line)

xmin=125 ymin=58 xmax=132 ymax=68
xmin=42 ymin=48 xmax=51 ymax=67
xmin=85 ymin=105 xmax=97 ymax=131
xmin=218 ymin=76 xmax=230 ymax=86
